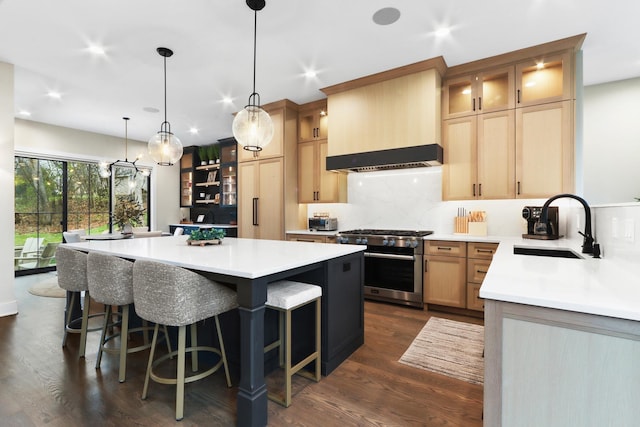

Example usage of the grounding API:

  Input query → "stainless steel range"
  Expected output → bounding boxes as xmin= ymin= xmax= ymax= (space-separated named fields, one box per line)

xmin=336 ymin=229 xmax=433 ymax=308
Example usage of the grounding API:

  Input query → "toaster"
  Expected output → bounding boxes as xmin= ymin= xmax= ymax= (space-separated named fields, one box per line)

xmin=308 ymin=217 xmax=338 ymax=231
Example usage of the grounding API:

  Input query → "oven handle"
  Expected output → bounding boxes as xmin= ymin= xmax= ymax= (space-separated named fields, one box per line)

xmin=364 ymin=252 xmax=415 ymax=261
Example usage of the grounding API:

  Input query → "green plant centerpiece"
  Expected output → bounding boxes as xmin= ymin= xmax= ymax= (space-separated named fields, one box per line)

xmin=187 ymin=228 xmax=226 ymax=246
xmin=113 ymin=195 xmax=145 ymax=233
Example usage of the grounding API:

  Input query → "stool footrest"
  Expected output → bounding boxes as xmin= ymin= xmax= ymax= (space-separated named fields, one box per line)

xmin=149 ymin=346 xmax=224 ymax=386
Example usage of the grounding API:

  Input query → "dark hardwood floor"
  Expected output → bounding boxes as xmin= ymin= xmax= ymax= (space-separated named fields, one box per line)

xmin=1 ymin=273 xmax=483 ymax=426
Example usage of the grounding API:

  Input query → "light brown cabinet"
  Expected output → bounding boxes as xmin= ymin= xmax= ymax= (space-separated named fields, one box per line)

xmin=466 ymin=242 xmax=498 ymax=311
xmin=286 ymin=233 xmax=336 ymax=244
xmin=442 ymin=66 xmax=514 ymax=120
xmin=442 ymin=109 xmax=515 ymax=200
xmin=298 ymin=99 xmax=328 ymax=142
xmin=237 ymin=99 xmax=302 ymax=240
xmin=442 ymin=35 xmax=583 ymax=201
xmin=423 ymin=241 xmax=467 ymax=308
xmin=515 ymin=51 xmax=573 ymax=107
xmin=298 ymin=139 xmax=347 ymax=203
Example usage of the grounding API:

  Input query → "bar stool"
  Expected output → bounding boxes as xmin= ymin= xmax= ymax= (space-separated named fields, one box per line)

xmin=87 ymin=252 xmax=171 ymax=383
xmin=56 ymin=245 xmax=102 ymax=358
xmin=132 ymin=259 xmax=238 ymax=421
xmin=264 ymin=280 xmax=322 ymax=407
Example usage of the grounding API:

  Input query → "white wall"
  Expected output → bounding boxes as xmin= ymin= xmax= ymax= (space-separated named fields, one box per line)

xmin=0 ymin=62 xmax=17 ymax=316
xmin=583 ymin=77 xmax=640 ymax=204
xmin=14 ymin=119 xmax=181 ymax=232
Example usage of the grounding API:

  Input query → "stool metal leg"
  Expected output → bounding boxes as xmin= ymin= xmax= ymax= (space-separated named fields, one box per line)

xmin=78 ymin=292 xmax=91 ymax=358
xmin=95 ymin=304 xmax=112 ymax=369
xmin=176 ymin=325 xmax=187 ymax=421
xmin=118 ymin=304 xmax=130 ymax=383
xmin=190 ymin=323 xmax=198 ymax=372
xmin=215 ymin=315 xmax=232 ymax=387
xmin=62 ymin=292 xmax=77 ymax=348
xmin=142 ymin=323 xmax=160 ymax=400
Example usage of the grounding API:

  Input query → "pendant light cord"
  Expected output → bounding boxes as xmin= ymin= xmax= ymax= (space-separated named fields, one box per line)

xmin=163 ymin=55 xmax=168 ymax=125
xmin=252 ymin=8 xmax=257 ymax=97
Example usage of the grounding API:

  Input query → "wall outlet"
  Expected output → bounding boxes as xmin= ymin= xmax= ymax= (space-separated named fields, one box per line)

xmin=624 ymin=218 xmax=635 ymax=243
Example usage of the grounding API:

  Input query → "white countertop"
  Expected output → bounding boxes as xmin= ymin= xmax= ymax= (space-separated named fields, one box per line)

xmin=286 ymin=229 xmax=338 ymax=236
xmin=170 ymin=223 xmax=237 ymax=228
xmin=479 ymin=236 xmax=640 ymax=321
xmin=64 ymin=235 xmax=364 ymax=279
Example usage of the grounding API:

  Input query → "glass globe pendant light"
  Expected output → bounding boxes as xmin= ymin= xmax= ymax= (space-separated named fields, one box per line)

xmin=232 ymin=0 xmax=274 ymax=152
xmin=148 ymin=47 xmax=183 ymax=165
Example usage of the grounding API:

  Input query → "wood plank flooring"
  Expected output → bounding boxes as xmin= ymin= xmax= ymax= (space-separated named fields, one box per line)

xmin=1 ymin=273 xmax=483 ymax=426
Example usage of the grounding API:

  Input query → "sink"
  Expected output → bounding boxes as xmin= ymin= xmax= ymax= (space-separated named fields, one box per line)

xmin=513 ymin=245 xmax=583 ymax=259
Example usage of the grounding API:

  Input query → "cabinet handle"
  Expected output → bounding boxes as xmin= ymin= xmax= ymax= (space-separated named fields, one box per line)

xmin=517 ymin=181 xmax=521 ymax=195
xmin=477 ymin=269 xmax=488 ymax=274
xmin=477 ymin=249 xmax=494 ymax=253
xmin=472 ymin=183 xmax=476 ymax=197
xmin=252 ymin=197 xmax=259 ymax=226
xmin=472 ymin=98 xmax=476 ymax=112
xmin=437 ymin=246 xmax=452 ymax=251
xmin=517 ymin=89 xmax=521 ymax=104
xmin=424 ymin=259 xmax=428 ymax=272
xmin=478 ymin=96 xmax=482 ymax=111
xmin=478 ymin=183 xmax=482 ymax=197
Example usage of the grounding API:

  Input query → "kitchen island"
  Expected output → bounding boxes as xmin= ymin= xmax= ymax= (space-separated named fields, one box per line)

xmin=64 ymin=235 xmax=365 ymax=427
xmin=480 ymin=237 xmax=640 ymax=426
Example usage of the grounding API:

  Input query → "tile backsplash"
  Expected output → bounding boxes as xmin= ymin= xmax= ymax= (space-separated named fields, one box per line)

xmin=306 ymin=167 xmax=640 ymax=262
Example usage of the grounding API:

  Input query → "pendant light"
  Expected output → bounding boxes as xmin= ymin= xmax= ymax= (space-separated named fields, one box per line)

xmin=99 ymin=117 xmax=151 ymax=178
xmin=232 ymin=0 xmax=274 ymax=152
xmin=148 ymin=47 xmax=183 ymax=165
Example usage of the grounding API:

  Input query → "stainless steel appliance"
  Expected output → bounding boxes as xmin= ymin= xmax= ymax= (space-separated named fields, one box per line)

xmin=336 ymin=229 xmax=433 ymax=308
xmin=308 ymin=217 xmax=338 ymax=231
xmin=522 ymin=206 xmax=560 ymax=239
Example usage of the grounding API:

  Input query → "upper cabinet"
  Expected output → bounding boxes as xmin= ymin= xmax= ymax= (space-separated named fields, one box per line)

xmin=321 ymin=57 xmax=446 ymax=157
xmin=298 ymin=99 xmax=328 ymax=142
xmin=297 ymin=99 xmax=347 ymax=204
xmin=443 ymin=66 xmax=515 ymax=119
xmin=442 ymin=33 xmax=585 ymax=201
xmin=237 ymin=107 xmax=285 ymax=163
xmin=515 ymin=51 xmax=573 ymax=107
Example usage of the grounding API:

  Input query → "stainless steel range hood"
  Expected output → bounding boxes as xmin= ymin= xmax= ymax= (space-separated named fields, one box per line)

xmin=325 ymin=144 xmax=443 ymax=172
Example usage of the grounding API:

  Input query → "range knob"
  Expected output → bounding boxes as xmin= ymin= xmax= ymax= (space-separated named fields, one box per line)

xmin=382 ymin=238 xmax=389 ymax=246
xmin=338 ymin=236 xmax=349 ymax=244
xmin=355 ymin=238 xmax=362 ymax=244
xmin=410 ymin=240 xmax=419 ymax=248
xmin=405 ymin=240 xmax=412 ymax=248
xmin=389 ymin=238 xmax=396 ymax=247
xmin=361 ymin=237 xmax=368 ymax=245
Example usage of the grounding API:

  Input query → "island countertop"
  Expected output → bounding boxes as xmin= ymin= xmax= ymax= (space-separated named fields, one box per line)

xmin=64 ymin=235 xmax=364 ymax=279
xmin=479 ymin=236 xmax=640 ymax=321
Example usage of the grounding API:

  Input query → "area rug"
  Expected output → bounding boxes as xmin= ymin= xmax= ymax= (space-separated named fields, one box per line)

xmin=399 ymin=317 xmax=484 ymax=385
xmin=28 ymin=276 xmax=66 ymax=298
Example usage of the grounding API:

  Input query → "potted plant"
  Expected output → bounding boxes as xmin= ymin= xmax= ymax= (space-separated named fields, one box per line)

xmin=207 ymin=144 xmax=220 ymax=164
xmin=187 ymin=228 xmax=226 ymax=246
xmin=113 ymin=195 xmax=145 ymax=234
xmin=198 ymin=146 xmax=208 ymax=165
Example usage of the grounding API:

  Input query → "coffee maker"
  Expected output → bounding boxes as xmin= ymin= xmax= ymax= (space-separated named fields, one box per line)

xmin=522 ymin=206 xmax=560 ymax=240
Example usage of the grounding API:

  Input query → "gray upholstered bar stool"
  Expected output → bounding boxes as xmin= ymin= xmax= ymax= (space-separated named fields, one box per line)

xmin=264 ymin=280 xmax=322 ymax=407
xmin=56 ymin=245 xmax=102 ymax=358
xmin=86 ymin=251 xmax=171 ymax=383
xmin=132 ymin=259 xmax=238 ymax=421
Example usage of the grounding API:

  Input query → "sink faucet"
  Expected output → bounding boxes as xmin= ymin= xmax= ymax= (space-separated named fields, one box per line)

xmin=536 ymin=193 xmax=594 ymax=254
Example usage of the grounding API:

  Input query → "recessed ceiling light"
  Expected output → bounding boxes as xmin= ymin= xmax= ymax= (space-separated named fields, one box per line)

xmin=47 ymin=91 xmax=61 ymax=99
xmin=87 ymin=44 xmax=106 ymax=55
xmin=18 ymin=110 xmax=31 ymax=116
xmin=189 ymin=127 xmax=199 ymax=134
xmin=304 ymin=70 xmax=317 ymax=78
xmin=434 ymin=27 xmax=451 ymax=38
xmin=222 ymin=96 xmax=233 ymax=104
xmin=373 ymin=7 xmax=401 ymax=26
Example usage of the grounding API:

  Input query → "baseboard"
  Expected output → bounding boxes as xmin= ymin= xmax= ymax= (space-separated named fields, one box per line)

xmin=0 ymin=299 xmax=18 ymax=317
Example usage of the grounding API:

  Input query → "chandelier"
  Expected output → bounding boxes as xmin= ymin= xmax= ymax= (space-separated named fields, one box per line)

xmin=99 ymin=117 xmax=150 ymax=179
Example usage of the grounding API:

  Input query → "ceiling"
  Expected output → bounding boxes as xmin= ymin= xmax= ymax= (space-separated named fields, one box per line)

xmin=1 ymin=0 xmax=639 ymax=147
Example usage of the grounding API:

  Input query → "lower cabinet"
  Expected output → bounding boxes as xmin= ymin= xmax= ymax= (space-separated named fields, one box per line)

xmin=238 ymin=158 xmax=284 ymax=240
xmin=286 ymin=233 xmax=336 ymax=244
xmin=423 ymin=241 xmax=467 ymax=308
xmin=424 ymin=240 xmax=498 ymax=311
xmin=466 ymin=241 xmax=498 ymax=311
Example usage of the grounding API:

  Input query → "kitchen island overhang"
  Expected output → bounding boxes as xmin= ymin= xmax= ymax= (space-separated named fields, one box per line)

xmin=64 ymin=235 xmax=365 ymax=427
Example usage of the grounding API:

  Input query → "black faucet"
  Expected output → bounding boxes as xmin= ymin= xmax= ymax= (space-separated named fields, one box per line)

xmin=536 ymin=193 xmax=594 ymax=254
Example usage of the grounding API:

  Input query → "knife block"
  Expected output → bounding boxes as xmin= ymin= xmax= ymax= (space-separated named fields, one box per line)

xmin=454 ymin=216 xmax=468 ymax=234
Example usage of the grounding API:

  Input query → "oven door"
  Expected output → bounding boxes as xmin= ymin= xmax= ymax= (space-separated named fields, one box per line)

xmin=363 ymin=246 xmax=423 ymax=307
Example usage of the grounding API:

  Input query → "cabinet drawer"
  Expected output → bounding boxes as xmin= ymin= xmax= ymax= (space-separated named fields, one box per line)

xmin=466 ymin=283 xmax=484 ymax=311
xmin=467 ymin=242 xmax=498 ymax=259
xmin=425 ymin=240 xmax=466 ymax=257
xmin=467 ymin=258 xmax=491 ymax=284
xmin=286 ymin=234 xmax=329 ymax=243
